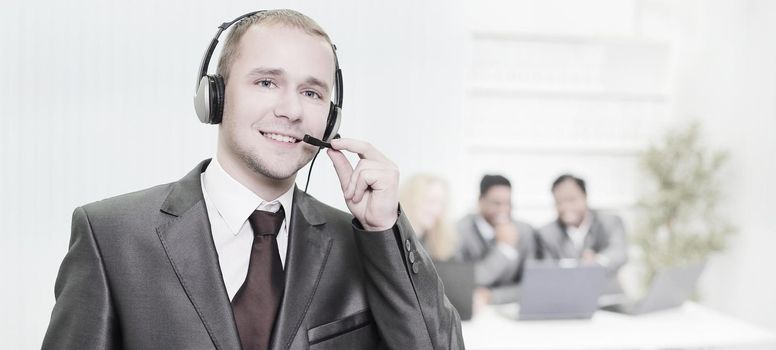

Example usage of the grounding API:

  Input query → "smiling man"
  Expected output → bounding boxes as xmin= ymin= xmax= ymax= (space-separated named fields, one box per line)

xmin=42 ymin=9 xmax=463 ymax=350
xmin=538 ymin=174 xmax=628 ymax=295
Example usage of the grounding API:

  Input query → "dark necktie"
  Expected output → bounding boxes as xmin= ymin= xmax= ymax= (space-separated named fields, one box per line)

xmin=231 ymin=205 xmax=285 ymax=350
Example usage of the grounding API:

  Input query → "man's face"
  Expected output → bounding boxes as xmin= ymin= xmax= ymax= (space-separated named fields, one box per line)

xmin=219 ymin=24 xmax=335 ymax=180
xmin=478 ymin=185 xmax=512 ymax=225
xmin=553 ymin=179 xmax=588 ymax=227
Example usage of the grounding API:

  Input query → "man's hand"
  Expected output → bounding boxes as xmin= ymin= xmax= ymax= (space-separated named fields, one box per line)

xmin=582 ymin=249 xmax=605 ymax=266
xmin=472 ymin=287 xmax=491 ymax=315
xmin=327 ymin=138 xmax=399 ymax=231
xmin=494 ymin=221 xmax=519 ymax=247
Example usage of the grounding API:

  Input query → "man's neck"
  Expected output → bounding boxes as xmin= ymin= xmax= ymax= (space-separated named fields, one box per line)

xmin=216 ymin=148 xmax=296 ymax=201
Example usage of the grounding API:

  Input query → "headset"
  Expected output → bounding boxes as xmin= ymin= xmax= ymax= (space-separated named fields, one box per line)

xmin=193 ymin=10 xmax=343 ymax=143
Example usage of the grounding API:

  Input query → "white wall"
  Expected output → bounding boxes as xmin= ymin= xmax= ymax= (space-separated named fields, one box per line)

xmin=669 ymin=0 xmax=776 ymax=336
xmin=458 ymin=0 xmax=674 ymax=225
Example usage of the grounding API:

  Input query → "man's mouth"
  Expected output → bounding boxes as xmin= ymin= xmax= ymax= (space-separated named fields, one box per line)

xmin=259 ymin=131 xmax=302 ymax=144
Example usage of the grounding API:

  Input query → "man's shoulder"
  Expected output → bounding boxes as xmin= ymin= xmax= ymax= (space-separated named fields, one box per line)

xmin=537 ymin=220 xmax=562 ymax=237
xmin=79 ymin=182 xmax=176 ymax=222
xmin=591 ymin=210 xmax=624 ymax=228
xmin=455 ymin=214 xmax=476 ymax=230
xmin=513 ymin=220 xmax=536 ymax=235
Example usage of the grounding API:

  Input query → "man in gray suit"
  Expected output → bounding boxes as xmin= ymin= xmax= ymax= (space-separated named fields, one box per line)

xmin=455 ymin=175 xmax=537 ymax=304
xmin=43 ymin=10 xmax=462 ymax=350
xmin=537 ymin=174 xmax=628 ymax=294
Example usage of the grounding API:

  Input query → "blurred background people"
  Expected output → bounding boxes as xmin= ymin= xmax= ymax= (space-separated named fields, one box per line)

xmin=455 ymin=175 xmax=538 ymax=304
xmin=538 ymin=174 xmax=628 ymax=294
xmin=400 ymin=174 xmax=458 ymax=261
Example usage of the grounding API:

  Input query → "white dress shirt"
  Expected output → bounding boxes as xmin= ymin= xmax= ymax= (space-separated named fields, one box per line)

xmin=565 ymin=213 xmax=592 ymax=255
xmin=565 ymin=211 xmax=611 ymax=267
xmin=200 ymin=157 xmax=294 ymax=301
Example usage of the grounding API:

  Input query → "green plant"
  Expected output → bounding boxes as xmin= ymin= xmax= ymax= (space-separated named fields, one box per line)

xmin=633 ymin=121 xmax=736 ymax=287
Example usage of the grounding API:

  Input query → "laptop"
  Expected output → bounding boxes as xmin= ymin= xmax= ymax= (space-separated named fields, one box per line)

xmin=518 ymin=262 xmax=606 ymax=320
xmin=433 ymin=261 xmax=476 ymax=321
xmin=603 ymin=261 xmax=706 ymax=315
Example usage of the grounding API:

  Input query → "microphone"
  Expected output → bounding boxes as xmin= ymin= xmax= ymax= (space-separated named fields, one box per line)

xmin=302 ymin=133 xmax=340 ymax=194
xmin=303 ymin=134 xmax=337 ymax=149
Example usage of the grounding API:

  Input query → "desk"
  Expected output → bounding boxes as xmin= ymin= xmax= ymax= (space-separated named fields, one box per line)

xmin=462 ymin=303 xmax=776 ymax=349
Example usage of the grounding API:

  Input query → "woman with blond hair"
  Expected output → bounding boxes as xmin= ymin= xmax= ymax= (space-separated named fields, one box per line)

xmin=400 ymin=174 xmax=458 ymax=261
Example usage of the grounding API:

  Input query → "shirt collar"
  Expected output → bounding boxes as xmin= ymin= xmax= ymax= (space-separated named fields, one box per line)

xmin=202 ymin=157 xmax=294 ymax=236
xmin=565 ymin=210 xmax=593 ymax=237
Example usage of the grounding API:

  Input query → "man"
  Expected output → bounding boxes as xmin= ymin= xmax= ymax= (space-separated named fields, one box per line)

xmin=43 ymin=10 xmax=462 ymax=349
xmin=455 ymin=175 xmax=537 ymax=304
xmin=538 ymin=174 xmax=628 ymax=294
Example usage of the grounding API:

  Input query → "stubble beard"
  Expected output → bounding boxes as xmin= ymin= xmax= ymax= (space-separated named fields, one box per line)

xmin=230 ymin=136 xmax=317 ymax=181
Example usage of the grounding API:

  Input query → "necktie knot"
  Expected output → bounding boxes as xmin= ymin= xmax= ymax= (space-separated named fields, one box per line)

xmin=248 ymin=205 xmax=285 ymax=237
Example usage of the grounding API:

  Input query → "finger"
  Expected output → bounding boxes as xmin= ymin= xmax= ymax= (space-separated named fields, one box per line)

xmin=352 ymin=169 xmax=380 ymax=204
xmin=348 ymin=169 xmax=366 ymax=203
xmin=330 ymin=138 xmax=390 ymax=163
xmin=326 ymin=148 xmax=353 ymax=192
xmin=345 ymin=160 xmax=383 ymax=199
xmin=354 ymin=168 xmax=395 ymax=203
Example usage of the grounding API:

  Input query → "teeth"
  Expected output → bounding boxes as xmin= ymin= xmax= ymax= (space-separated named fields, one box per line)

xmin=264 ymin=132 xmax=297 ymax=143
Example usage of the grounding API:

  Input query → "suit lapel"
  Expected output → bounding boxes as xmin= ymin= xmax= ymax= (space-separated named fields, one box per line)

xmin=270 ymin=188 xmax=333 ymax=350
xmin=155 ymin=159 xmax=242 ymax=350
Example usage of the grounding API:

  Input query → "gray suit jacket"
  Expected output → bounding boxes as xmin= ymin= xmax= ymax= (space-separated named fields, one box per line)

xmin=537 ymin=210 xmax=628 ymax=294
xmin=454 ymin=214 xmax=537 ymax=303
xmin=42 ymin=159 xmax=463 ymax=350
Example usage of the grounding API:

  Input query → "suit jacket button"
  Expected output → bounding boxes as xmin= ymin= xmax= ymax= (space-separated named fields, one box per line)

xmin=411 ymin=262 xmax=420 ymax=274
xmin=405 ymin=239 xmax=412 ymax=252
xmin=408 ymin=251 xmax=416 ymax=263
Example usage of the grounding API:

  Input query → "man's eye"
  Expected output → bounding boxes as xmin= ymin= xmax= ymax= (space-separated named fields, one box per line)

xmin=303 ymin=90 xmax=322 ymax=99
xmin=255 ymin=79 xmax=276 ymax=88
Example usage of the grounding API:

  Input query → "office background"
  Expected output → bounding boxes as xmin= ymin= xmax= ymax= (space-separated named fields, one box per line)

xmin=1 ymin=0 xmax=774 ymax=348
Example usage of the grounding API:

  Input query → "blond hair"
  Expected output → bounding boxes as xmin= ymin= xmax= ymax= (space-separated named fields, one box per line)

xmin=400 ymin=174 xmax=459 ymax=261
xmin=216 ymin=9 xmax=333 ymax=83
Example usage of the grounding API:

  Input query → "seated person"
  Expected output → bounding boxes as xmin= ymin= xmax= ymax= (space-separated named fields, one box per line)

xmin=400 ymin=174 xmax=458 ymax=261
xmin=455 ymin=175 xmax=538 ymax=304
xmin=538 ymin=174 xmax=628 ymax=294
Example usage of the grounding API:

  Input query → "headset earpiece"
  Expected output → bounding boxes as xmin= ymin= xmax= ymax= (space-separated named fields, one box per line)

xmin=323 ymin=65 xmax=343 ymax=142
xmin=323 ymin=102 xmax=342 ymax=142
xmin=193 ymin=76 xmax=211 ymax=124
xmin=193 ymin=74 xmax=225 ymax=124
xmin=211 ymin=75 xmax=225 ymax=124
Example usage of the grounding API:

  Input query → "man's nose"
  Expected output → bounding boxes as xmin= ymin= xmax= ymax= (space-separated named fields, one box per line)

xmin=273 ymin=89 xmax=303 ymax=122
